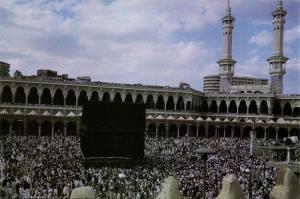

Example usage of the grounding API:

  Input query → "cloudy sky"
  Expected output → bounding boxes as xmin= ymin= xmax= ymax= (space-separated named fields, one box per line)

xmin=0 ymin=0 xmax=299 ymax=93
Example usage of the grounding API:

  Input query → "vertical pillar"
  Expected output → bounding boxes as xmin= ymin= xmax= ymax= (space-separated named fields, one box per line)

xmin=156 ymin=127 xmax=158 ymax=138
xmin=264 ymin=128 xmax=267 ymax=140
xmin=223 ymin=126 xmax=226 ymax=138
xmin=38 ymin=123 xmax=41 ymax=137
xmin=177 ymin=128 xmax=180 ymax=137
xmin=64 ymin=126 xmax=67 ymax=136
xmin=215 ymin=127 xmax=218 ymax=138
xmin=51 ymin=124 xmax=54 ymax=137
xmin=9 ymin=122 xmax=12 ymax=136
xmin=187 ymin=125 xmax=190 ymax=137
xmin=196 ymin=127 xmax=199 ymax=137
xmin=276 ymin=128 xmax=279 ymax=140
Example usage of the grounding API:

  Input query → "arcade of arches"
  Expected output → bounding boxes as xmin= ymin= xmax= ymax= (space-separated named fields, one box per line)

xmin=146 ymin=123 xmax=300 ymax=139
xmin=1 ymin=86 xmax=299 ymax=116
xmin=0 ymin=119 xmax=78 ymax=136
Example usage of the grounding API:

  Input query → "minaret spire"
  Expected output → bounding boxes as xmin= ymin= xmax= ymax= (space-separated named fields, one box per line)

xmin=218 ymin=0 xmax=236 ymax=93
xmin=267 ymin=0 xmax=288 ymax=94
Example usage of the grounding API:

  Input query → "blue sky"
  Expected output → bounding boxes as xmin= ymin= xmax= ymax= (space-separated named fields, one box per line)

xmin=0 ymin=0 xmax=299 ymax=93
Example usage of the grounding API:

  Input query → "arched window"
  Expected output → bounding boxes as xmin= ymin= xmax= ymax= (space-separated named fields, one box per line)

xmin=166 ymin=96 xmax=175 ymax=110
xmin=156 ymin=95 xmax=165 ymax=110
xmin=283 ymin=102 xmax=292 ymax=116
xmin=135 ymin=94 xmax=144 ymax=104
xmin=238 ymin=100 xmax=247 ymax=114
xmin=228 ymin=100 xmax=237 ymax=113
xmin=53 ymin=89 xmax=64 ymax=106
xmin=102 ymin=92 xmax=111 ymax=102
xmin=66 ymin=90 xmax=76 ymax=105
xmin=145 ymin=95 xmax=155 ymax=109
xmin=124 ymin=93 xmax=133 ymax=104
xmin=209 ymin=100 xmax=218 ymax=113
xmin=78 ymin=90 xmax=89 ymax=106
xmin=14 ymin=87 xmax=26 ymax=104
xmin=169 ymin=124 xmax=178 ymax=138
xmin=259 ymin=100 xmax=268 ymax=114
xmin=200 ymin=100 xmax=208 ymax=113
xmin=249 ymin=100 xmax=258 ymax=114
xmin=176 ymin=96 xmax=184 ymax=111
xmin=28 ymin=87 xmax=39 ymax=104
xmin=113 ymin=93 xmax=122 ymax=103
xmin=1 ymin=86 xmax=12 ymax=103
xmin=219 ymin=100 xmax=227 ymax=113
xmin=41 ymin=88 xmax=52 ymax=105
xmin=90 ymin=91 xmax=100 ymax=102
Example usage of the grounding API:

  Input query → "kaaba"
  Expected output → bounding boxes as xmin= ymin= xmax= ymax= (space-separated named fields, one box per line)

xmin=80 ymin=101 xmax=145 ymax=167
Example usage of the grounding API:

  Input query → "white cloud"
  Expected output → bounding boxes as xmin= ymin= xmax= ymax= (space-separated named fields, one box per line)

xmin=285 ymin=25 xmax=300 ymax=43
xmin=249 ymin=30 xmax=272 ymax=46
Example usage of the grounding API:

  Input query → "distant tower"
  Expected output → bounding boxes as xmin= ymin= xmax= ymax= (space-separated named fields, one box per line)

xmin=218 ymin=0 xmax=236 ymax=93
xmin=267 ymin=0 xmax=288 ymax=95
xmin=0 ymin=61 xmax=10 ymax=78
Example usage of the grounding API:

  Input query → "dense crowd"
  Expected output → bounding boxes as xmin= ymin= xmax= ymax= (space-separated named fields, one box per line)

xmin=0 ymin=135 xmax=276 ymax=199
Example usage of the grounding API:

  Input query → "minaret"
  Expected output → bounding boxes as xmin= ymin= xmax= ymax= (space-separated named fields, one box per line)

xmin=218 ymin=0 xmax=236 ymax=93
xmin=267 ymin=0 xmax=288 ymax=94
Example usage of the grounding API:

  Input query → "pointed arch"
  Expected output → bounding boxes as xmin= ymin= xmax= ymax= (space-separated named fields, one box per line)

xmin=249 ymin=100 xmax=258 ymax=114
xmin=189 ymin=125 xmax=197 ymax=137
xmin=186 ymin=101 xmax=192 ymax=111
xmin=1 ymin=86 xmax=12 ymax=103
xmin=102 ymin=92 xmax=111 ymax=102
xmin=259 ymin=100 xmax=268 ymax=114
xmin=66 ymin=89 xmax=76 ymax=105
xmin=238 ymin=100 xmax=247 ymax=114
xmin=41 ymin=88 xmax=52 ymax=105
xmin=228 ymin=100 xmax=237 ymax=113
xmin=53 ymin=89 xmax=64 ymax=106
xmin=28 ymin=87 xmax=39 ymax=104
xmin=209 ymin=100 xmax=218 ymax=113
xmin=135 ymin=94 xmax=144 ymax=104
xmin=78 ymin=90 xmax=89 ymax=106
xmin=113 ymin=93 xmax=122 ymax=103
xmin=156 ymin=95 xmax=165 ymax=110
xmin=145 ymin=95 xmax=155 ymax=109
xmin=219 ymin=100 xmax=227 ymax=113
xmin=90 ymin=91 xmax=100 ymax=102
xmin=283 ymin=102 xmax=292 ymax=116
xmin=166 ymin=96 xmax=175 ymax=110
xmin=176 ymin=96 xmax=185 ymax=111
xmin=14 ymin=87 xmax=26 ymax=104
xmin=124 ymin=93 xmax=133 ymax=103
xmin=208 ymin=126 xmax=215 ymax=137
xmin=200 ymin=100 xmax=208 ymax=113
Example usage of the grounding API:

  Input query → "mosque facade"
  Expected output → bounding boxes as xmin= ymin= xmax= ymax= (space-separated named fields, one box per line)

xmin=0 ymin=1 xmax=299 ymax=139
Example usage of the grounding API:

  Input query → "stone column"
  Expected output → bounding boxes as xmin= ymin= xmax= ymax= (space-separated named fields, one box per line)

xmin=215 ymin=127 xmax=218 ymax=138
xmin=156 ymin=127 xmax=158 ymax=138
xmin=264 ymin=128 xmax=267 ymax=140
xmin=51 ymin=123 xmax=54 ymax=137
xmin=64 ymin=125 xmax=67 ymax=136
xmin=196 ymin=127 xmax=199 ymax=137
xmin=38 ymin=123 xmax=41 ymax=137
xmin=9 ymin=122 xmax=12 ymax=136
xmin=275 ymin=128 xmax=279 ymax=140
xmin=177 ymin=128 xmax=180 ymax=137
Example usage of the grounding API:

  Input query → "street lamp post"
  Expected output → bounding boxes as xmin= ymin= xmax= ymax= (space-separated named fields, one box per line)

xmin=195 ymin=148 xmax=216 ymax=199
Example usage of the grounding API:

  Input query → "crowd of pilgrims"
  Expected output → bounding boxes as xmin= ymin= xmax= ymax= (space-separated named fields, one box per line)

xmin=0 ymin=135 xmax=276 ymax=199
